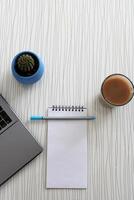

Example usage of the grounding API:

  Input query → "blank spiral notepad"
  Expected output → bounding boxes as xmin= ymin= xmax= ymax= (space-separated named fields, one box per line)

xmin=46 ymin=106 xmax=87 ymax=188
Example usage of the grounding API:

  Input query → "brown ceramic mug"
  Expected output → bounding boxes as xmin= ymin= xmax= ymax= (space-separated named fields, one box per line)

xmin=101 ymin=74 xmax=134 ymax=107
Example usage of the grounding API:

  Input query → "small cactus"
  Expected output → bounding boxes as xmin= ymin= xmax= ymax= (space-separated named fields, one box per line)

xmin=17 ymin=54 xmax=35 ymax=73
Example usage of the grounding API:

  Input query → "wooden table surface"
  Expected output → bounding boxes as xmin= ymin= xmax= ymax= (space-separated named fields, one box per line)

xmin=0 ymin=0 xmax=134 ymax=199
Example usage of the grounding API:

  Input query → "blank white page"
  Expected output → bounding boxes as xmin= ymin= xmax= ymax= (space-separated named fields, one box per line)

xmin=46 ymin=106 xmax=87 ymax=188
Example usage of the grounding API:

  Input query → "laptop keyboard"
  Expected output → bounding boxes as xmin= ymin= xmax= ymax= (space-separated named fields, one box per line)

xmin=0 ymin=106 xmax=12 ymax=130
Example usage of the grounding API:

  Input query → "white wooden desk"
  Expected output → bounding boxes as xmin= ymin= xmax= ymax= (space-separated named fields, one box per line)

xmin=0 ymin=0 xmax=134 ymax=199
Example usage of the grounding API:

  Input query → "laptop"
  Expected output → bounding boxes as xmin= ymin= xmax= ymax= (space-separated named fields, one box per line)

xmin=0 ymin=94 xmax=42 ymax=186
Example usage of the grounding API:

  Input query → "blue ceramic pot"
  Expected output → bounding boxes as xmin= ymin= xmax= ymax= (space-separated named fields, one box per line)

xmin=12 ymin=51 xmax=45 ymax=84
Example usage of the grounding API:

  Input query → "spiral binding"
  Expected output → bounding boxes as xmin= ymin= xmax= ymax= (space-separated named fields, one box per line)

xmin=52 ymin=105 xmax=85 ymax=112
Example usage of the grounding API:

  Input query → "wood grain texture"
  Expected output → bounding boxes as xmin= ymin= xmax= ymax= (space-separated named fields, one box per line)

xmin=0 ymin=0 xmax=134 ymax=199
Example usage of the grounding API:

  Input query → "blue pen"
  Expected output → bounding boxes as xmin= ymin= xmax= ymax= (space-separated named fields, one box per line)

xmin=31 ymin=116 xmax=96 ymax=121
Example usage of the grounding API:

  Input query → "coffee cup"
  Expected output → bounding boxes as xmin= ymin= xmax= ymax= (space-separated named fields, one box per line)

xmin=101 ymin=74 xmax=134 ymax=107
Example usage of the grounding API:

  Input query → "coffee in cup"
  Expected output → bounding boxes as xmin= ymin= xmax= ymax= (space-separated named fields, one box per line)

xmin=101 ymin=74 xmax=134 ymax=107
